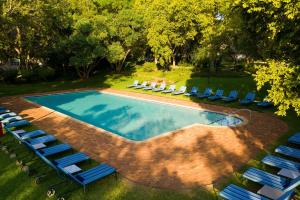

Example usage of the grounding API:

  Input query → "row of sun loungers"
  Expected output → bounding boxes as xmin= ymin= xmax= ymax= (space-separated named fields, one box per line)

xmin=220 ymin=131 xmax=300 ymax=200
xmin=127 ymin=80 xmax=273 ymax=107
xmin=0 ymin=107 xmax=116 ymax=194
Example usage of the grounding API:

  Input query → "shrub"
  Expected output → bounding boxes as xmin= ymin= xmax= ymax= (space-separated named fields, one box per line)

xmin=140 ymin=62 xmax=157 ymax=72
xmin=20 ymin=69 xmax=38 ymax=82
xmin=37 ymin=67 xmax=55 ymax=81
xmin=0 ymin=68 xmax=18 ymax=83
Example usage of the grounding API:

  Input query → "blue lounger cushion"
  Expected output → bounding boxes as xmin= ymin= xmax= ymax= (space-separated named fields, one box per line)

xmin=184 ymin=87 xmax=198 ymax=96
xmin=5 ymin=120 xmax=31 ymax=128
xmin=262 ymin=155 xmax=300 ymax=172
xmin=275 ymin=145 xmax=300 ymax=159
xmin=0 ymin=108 xmax=10 ymax=114
xmin=53 ymin=152 xmax=90 ymax=168
xmin=19 ymin=130 xmax=46 ymax=140
xmin=257 ymin=101 xmax=273 ymax=107
xmin=38 ymin=144 xmax=71 ymax=157
xmin=220 ymin=184 xmax=269 ymax=200
xmin=26 ymin=135 xmax=56 ymax=145
xmin=72 ymin=163 xmax=116 ymax=185
xmin=0 ymin=112 xmax=17 ymax=120
xmin=243 ymin=167 xmax=288 ymax=190
xmin=288 ymin=132 xmax=300 ymax=145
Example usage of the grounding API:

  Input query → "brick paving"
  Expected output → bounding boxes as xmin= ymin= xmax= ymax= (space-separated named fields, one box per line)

xmin=0 ymin=88 xmax=288 ymax=189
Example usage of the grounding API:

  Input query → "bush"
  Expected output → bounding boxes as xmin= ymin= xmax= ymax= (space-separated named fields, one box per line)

xmin=20 ymin=69 xmax=38 ymax=82
xmin=0 ymin=68 xmax=18 ymax=83
xmin=36 ymin=67 xmax=55 ymax=81
xmin=140 ymin=62 xmax=157 ymax=72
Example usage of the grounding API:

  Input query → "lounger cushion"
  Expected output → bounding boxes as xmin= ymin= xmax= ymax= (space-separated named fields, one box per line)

xmin=74 ymin=163 xmax=116 ymax=185
xmin=288 ymin=133 xmax=300 ymax=145
xmin=243 ymin=167 xmax=288 ymax=190
xmin=262 ymin=155 xmax=300 ymax=171
xmin=39 ymin=144 xmax=71 ymax=157
xmin=54 ymin=152 xmax=89 ymax=168
xmin=220 ymin=184 xmax=269 ymax=200
xmin=5 ymin=120 xmax=30 ymax=128
xmin=275 ymin=145 xmax=300 ymax=159
xmin=27 ymin=135 xmax=56 ymax=145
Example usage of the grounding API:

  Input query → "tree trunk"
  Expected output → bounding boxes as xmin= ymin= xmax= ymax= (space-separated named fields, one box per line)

xmin=154 ymin=57 xmax=158 ymax=65
xmin=172 ymin=54 xmax=176 ymax=68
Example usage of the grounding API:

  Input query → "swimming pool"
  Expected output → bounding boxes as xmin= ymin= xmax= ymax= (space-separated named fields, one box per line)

xmin=26 ymin=90 xmax=243 ymax=141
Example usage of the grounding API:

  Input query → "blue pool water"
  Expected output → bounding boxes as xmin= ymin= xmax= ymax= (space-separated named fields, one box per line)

xmin=26 ymin=91 xmax=243 ymax=141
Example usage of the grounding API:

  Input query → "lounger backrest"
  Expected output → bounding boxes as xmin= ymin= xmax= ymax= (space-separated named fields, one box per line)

xmin=160 ymin=83 xmax=166 ymax=89
xmin=191 ymin=87 xmax=198 ymax=93
xmin=28 ymin=135 xmax=55 ymax=145
xmin=229 ymin=90 xmax=238 ymax=98
xmin=141 ymin=81 xmax=147 ymax=86
xmin=204 ymin=88 xmax=212 ymax=95
xmin=245 ymin=92 xmax=255 ymax=101
xmin=151 ymin=82 xmax=157 ymax=87
xmin=179 ymin=86 xmax=186 ymax=92
xmin=215 ymin=89 xmax=224 ymax=97
xmin=133 ymin=80 xmax=138 ymax=85
xmin=169 ymin=85 xmax=176 ymax=90
xmin=0 ymin=112 xmax=17 ymax=119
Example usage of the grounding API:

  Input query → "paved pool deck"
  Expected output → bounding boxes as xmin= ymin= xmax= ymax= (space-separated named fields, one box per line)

xmin=0 ymin=88 xmax=288 ymax=190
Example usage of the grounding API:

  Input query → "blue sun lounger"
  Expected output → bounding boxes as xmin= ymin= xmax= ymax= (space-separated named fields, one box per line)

xmin=275 ymin=146 xmax=300 ymax=159
xmin=5 ymin=120 xmax=31 ymax=129
xmin=0 ymin=108 xmax=10 ymax=114
xmin=220 ymin=184 xmax=295 ymax=200
xmin=53 ymin=152 xmax=90 ymax=169
xmin=1 ymin=116 xmax=23 ymax=124
xmin=9 ymin=129 xmax=46 ymax=141
xmin=37 ymin=144 xmax=71 ymax=157
xmin=0 ymin=112 xmax=17 ymax=120
xmin=262 ymin=155 xmax=300 ymax=172
xmin=240 ymin=92 xmax=256 ymax=105
xmin=127 ymin=80 xmax=139 ymax=88
xmin=153 ymin=83 xmax=166 ymax=92
xmin=25 ymin=135 xmax=56 ymax=146
xmin=197 ymin=88 xmax=212 ymax=98
xmin=222 ymin=90 xmax=238 ymax=102
xmin=288 ymin=132 xmax=300 ymax=145
xmin=68 ymin=163 xmax=116 ymax=192
xmin=162 ymin=85 xmax=176 ymax=93
xmin=243 ymin=167 xmax=289 ymax=190
xmin=208 ymin=89 xmax=224 ymax=100
xmin=184 ymin=87 xmax=198 ymax=96
xmin=173 ymin=86 xmax=186 ymax=95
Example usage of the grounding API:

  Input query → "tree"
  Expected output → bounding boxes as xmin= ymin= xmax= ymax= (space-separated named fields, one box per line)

xmin=68 ymin=17 xmax=107 ymax=79
xmin=136 ymin=0 xmax=216 ymax=68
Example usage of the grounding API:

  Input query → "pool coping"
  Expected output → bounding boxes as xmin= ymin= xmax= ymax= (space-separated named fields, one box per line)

xmin=24 ymin=89 xmax=248 ymax=143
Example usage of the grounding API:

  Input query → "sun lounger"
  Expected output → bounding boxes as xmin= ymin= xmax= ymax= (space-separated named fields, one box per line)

xmin=162 ymin=85 xmax=176 ymax=93
xmin=197 ymin=88 xmax=212 ymax=98
xmin=38 ymin=144 xmax=71 ymax=157
xmin=240 ymin=92 xmax=256 ymax=105
xmin=287 ymin=132 xmax=300 ymax=145
xmin=222 ymin=90 xmax=238 ymax=102
xmin=257 ymin=101 xmax=273 ymax=107
xmin=25 ymin=135 xmax=56 ymax=146
xmin=208 ymin=89 xmax=224 ymax=100
xmin=153 ymin=83 xmax=166 ymax=92
xmin=1 ymin=116 xmax=23 ymax=124
xmin=144 ymin=82 xmax=157 ymax=90
xmin=0 ymin=112 xmax=17 ymax=120
xmin=220 ymin=184 xmax=294 ymax=200
xmin=243 ymin=167 xmax=289 ymax=190
xmin=0 ymin=108 xmax=10 ymax=114
xmin=173 ymin=86 xmax=186 ymax=95
xmin=53 ymin=152 xmax=90 ymax=168
xmin=127 ymin=80 xmax=139 ymax=88
xmin=275 ymin=146 xmax=300 ymax=159
xmin=262 ymin=155 xmax=300 ymax=172
xmin=4 ymin=120 xmax=31 ymax=129
xmin=68 ymin=163 xmax=116 ymax=192
xmin=184 ymin=87 xmax=198 ymax=96
xmin=15 ymin=129 xmax=46 ymax=140
xmin=134 ymin=81 xmax=148 ymax=89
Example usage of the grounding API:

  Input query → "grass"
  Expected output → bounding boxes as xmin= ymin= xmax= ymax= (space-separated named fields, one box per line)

xmin=0 ymin=67 xmax=300 ymax=200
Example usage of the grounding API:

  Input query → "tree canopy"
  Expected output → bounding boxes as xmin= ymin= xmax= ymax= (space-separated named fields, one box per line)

xmin=0 ymin=0 xmax=299 ymax=115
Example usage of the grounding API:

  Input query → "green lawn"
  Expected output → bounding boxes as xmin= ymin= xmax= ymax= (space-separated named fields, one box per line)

xmin=1 ymin=68 xmax=300 ymax=200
